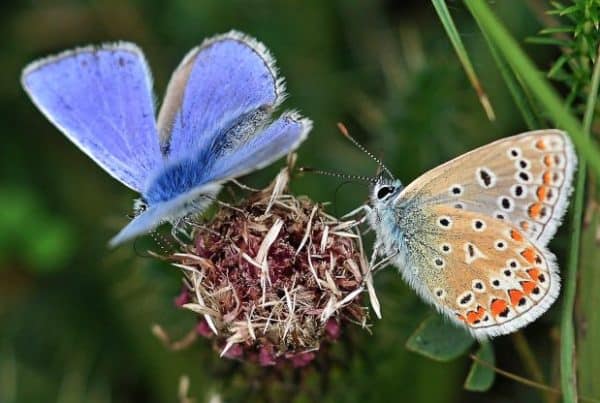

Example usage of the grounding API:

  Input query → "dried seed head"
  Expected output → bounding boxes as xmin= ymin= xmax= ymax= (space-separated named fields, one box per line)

xmin=169 ymin=166 xmax=375 ymax=366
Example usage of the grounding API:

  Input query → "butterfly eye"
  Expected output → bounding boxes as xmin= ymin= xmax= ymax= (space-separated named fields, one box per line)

xmin=376 ymin=186 xmax=395 ymax=200
xmin=133 ymin=198 xmax=148 ymax=215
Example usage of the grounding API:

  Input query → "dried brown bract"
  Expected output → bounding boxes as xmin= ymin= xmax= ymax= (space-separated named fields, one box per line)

xmin=168 ymin=165 xmax=378 ymax=366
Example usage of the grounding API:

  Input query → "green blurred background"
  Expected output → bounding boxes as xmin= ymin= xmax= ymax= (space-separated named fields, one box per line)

xmin=0 ymin=1 xmax=580 ymax=402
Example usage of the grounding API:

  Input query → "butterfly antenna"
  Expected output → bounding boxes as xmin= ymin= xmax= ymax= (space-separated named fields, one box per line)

xmin=337 ymin=123 xmax=394 ymax=179
xmin=299 ymin=167 xmax=378 ymax=185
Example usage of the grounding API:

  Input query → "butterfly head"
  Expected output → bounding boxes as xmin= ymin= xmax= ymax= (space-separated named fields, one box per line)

xmin=132 ymin=197 xmax=148 ymax=217
xmin=371 ymin=178 xmax=403 ymax=207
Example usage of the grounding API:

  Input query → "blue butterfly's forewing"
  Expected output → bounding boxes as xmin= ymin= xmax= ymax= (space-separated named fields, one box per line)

xmin=108 ymin=182 xmax=221 ymax=247
xmin=22 ymin=43 xmax=162 ymax=191
xmin=205 ymin=112 xmax=312 ymax=182
xmin=158 ymin=31 xmax=284 ymax=159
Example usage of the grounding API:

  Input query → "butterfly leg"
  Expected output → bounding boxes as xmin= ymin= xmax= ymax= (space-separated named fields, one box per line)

xmin=370 ymin=250 xmax=399 ymax=275
xmin=342 ymin=204 xmax=371 ymax=226
xmin=183 ymin=216 xmax=221 ymax=236
xmin=342 ymin=204 xmax=371 ymax=219
xmin=170 ymin=230 xmax=188 ymax=247
xmin=230 ymin=178 xmax=260 ymax=192
xmin=369 ymin=241 xmax=382 ymax=268
xmin=368 ymin=241 xmax=398 ymax=273
xmin=216 ymin=199 xmax=247 ymax=214
xmin=201 ymin=194 xmax=247 ymax=214
xmin=170 ymin=219 xmax=193 ymax=246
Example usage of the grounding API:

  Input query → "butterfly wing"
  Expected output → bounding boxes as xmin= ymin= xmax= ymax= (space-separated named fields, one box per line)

xmin=108 ymin=182 xmax=221 ymax=247
xmin=111 ymin=112 xmax=311 ymax=247
xmin=204 ymin=112 xmax=311 ymax=182
xmin=142 ymin=30 xmax=310 ymax=210
xmin=398 ymin=204 xmax=558 ymax=338
xmin=399 ymin=130 xmax=577 ymax=246
xmin=22 ymin=43 xmax=161 ymax=191
xmin=158 ymin=30 xmax=285 ymax=159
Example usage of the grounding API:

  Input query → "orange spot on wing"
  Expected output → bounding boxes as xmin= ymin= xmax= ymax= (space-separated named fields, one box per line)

xmin=544 ymin=155 xmax=553 ymax=167
xmin=527 ymin=268 xmax=542 ymax=281
xmin=509 ymin=289 xmax=525 ymax=306
xmin=491 ymin=299 xmax=508 ymax=316
xmin=529 ymin=203 xmax=543 ymax=219
xmin=467 ymin=305 xmax=486 ymax=324
xmin=466 ymin=306 xmax=487 ymax=324
xmin=536 ymin=139 xmax=546 ymax=150
xmin=520 ymin=281 xmax=537 ymax=295
xmin=543 ymin=171 xmax=552 ymax=185
xmin=521 ymin=247 xmax=537 ymax=264
xmin=536 ymin=186 xmax=548 ymax=202
xmin=456 ymin=313 xmax=467 ymax=323
xmin=466 ymin=311 xmax=479 ymax=324
xmin=510 ymin=229 xmax=523 ymax=242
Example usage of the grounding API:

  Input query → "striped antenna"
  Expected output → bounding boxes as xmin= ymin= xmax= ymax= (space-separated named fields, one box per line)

xmin=337 ymin=123 xmax=394 ymax=179
xmin=298 ymin=167 xmax=378 ymax=185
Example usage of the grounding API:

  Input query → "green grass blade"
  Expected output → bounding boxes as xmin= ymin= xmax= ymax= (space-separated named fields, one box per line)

xmin=431 ymin=0 xmax=496 ymax=121
xmin=539 ymin=27 xmax=575 ymax=34
xmin=548 ymin=54 xmax=570 ymax=79
xmin=479 ymin=27 xmax=541 ymax=129
xmin=577 ymin=204 xmax=600 ymax=400
xmin=525 ymin=37 xmax=573 ymax=47
xmin=562 ymin=44 xmax=600 ymax=403
xmin=463 ymin=0 xmax=600 ymax=187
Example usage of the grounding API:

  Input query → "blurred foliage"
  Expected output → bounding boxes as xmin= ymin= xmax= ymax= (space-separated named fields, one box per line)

xmin=528 ymin=1 xmax=600 ymax=401
xmin=464 ymin=342 xmax=496 ymax=392
xmin=1 ymin=0 xmax=597 ymax=402
xmin=531 ymin=0 xmax=600 ymax=111
xmin=405 ymin=315 xmax=474 ymax=362
xmin=0 ymin=188 xmax=75 ymax=273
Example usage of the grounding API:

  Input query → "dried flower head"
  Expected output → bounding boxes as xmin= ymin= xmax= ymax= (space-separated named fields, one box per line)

xmin=167 ymin=163 xmax=379 ymax=366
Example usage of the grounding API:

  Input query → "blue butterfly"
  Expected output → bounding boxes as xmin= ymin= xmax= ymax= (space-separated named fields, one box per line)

xmin=21 ymin=31 xmax=312 ymax=246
